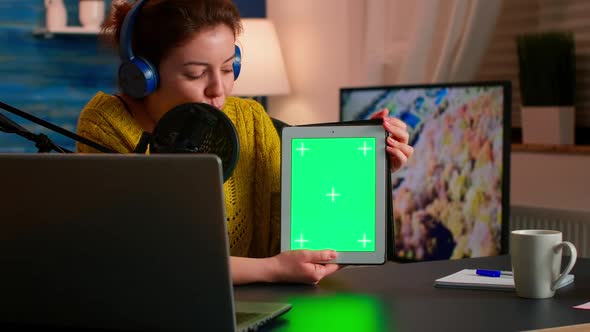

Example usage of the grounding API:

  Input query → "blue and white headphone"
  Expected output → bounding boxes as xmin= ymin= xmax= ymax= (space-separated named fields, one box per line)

xmin=118 ymin=0 xmax=242 ymax=98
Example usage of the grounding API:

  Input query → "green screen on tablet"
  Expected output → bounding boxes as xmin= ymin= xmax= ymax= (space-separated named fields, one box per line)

xmin=290 ymin=137 xmax=376 ymax=252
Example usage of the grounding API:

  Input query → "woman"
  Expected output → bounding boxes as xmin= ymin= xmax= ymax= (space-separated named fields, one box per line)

xmin=76 ymin=0 xmax=413 ymax=285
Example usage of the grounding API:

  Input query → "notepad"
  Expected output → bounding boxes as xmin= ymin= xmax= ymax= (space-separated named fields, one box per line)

xmin=434 ymin=269 xmax=575 ymax=291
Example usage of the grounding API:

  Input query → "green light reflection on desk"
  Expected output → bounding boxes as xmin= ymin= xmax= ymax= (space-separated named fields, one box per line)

xmin=273 ymin=294 xmax=392 ymax=332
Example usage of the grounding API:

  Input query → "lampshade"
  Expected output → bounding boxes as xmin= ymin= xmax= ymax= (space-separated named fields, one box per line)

xmin=232 ymin=18 xmax=291 ymax=96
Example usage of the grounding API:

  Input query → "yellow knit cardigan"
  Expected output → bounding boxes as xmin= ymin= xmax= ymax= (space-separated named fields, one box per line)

xmin=76 ymin=92 xmax=281 ymax=258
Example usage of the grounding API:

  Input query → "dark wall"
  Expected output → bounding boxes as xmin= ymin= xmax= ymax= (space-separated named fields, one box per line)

xmin=0 ymin=0 xmax=266 ymax=153
xmin=234 ymin=0 xmax=266 ymax=18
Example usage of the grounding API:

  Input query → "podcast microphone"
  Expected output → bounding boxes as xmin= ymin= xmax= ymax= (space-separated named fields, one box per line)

xmin=135 ymin=103 xmax=240 ymax=182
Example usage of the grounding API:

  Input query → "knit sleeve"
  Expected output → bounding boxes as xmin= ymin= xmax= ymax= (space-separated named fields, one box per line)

xmin=76 ymin=107 xmax=122 ymax=153
xmin=268 ymin=134 xmax=282 ymax=256
xmin=240 ymin=99 xmax=282 ymax=258
xmin=263 ymin=109 xmax=282 ymax=256
xmin=75 ymin=93 xmax=142 ymax=153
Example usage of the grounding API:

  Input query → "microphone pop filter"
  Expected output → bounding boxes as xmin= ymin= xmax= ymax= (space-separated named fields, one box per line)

xmin=150 ymin=103 xmax=239 ymax=182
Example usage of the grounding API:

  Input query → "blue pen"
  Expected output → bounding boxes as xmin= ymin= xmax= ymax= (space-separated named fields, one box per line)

xmin=476 ymin=269 xmax=512 ymax=278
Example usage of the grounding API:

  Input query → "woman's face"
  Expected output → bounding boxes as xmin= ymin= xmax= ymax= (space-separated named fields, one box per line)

xmin=144 ymin=24 xmax=236 ymax=123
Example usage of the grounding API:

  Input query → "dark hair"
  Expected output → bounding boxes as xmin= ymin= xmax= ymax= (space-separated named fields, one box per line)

xmin=102 ymin=0 xmax=242 ymax=69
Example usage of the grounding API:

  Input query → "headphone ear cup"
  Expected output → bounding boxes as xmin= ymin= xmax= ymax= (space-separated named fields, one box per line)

xmin=118 ymin=57 xmax=159 ymax=99
xmin=233 ymin=44 xmax=242 ymax=81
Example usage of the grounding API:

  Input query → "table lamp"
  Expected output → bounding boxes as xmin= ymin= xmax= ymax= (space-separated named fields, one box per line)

xmin=232 ymin=18 xmax=291 ymax=104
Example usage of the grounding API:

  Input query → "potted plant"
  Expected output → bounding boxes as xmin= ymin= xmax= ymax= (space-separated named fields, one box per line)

xmin=517 ymin=31 xmax=576 ymax=145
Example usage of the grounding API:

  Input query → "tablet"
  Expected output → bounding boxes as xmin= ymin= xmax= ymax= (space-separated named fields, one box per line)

xmin=280 ymin=124 xmax=388 ymax=264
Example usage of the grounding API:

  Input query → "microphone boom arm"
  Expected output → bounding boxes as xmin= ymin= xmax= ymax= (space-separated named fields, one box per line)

xmin=0 ymin=101 xmax=115 ymax=153
xmin=0 ymin=112 xmax=71 ymax=153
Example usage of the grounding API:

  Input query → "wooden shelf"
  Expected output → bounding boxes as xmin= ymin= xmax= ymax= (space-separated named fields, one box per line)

xmin=512 ymin=143 xmax=590 ymax=155
xmin=33 ymin=26 xmax=100 ymax=38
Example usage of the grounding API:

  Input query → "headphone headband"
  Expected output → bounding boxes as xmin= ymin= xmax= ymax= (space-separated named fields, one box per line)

xmin=119 ymin=0 xmax=147 ymax=61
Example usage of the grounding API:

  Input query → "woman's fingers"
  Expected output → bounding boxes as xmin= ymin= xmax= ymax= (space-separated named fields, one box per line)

xmin=387 ymin=137 xmax=414 ymax=158
xmin=387 ymin=146 xmax=409 ymax=171
xmin=369 ymin=108 xmax=389 ymax=120
xmin=384 ymin=121 xmax=410 ymax=144
xmin=303 ymin=249 xmax=337 ymax=263
xmin=384 ymin=117 xmax=407 ymax=130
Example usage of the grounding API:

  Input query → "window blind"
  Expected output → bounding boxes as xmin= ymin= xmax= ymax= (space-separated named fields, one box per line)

xmin=476 ymin=0 xmax=590 ymax=128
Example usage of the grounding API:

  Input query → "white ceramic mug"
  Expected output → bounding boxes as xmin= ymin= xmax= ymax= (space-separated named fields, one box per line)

xmin=511 ymin=230 xmax=577 ymax=299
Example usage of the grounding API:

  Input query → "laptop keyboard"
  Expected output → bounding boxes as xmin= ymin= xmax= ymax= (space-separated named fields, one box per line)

xmin=236 ymin=312 xmax=263 ymax=324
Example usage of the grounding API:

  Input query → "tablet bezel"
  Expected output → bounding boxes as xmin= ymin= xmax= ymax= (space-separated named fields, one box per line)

xmin=280 ymin=124 xmax=388 ymax=264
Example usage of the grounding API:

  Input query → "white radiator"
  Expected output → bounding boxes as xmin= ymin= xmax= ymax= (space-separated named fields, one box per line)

xmin=510 ymin=205 xmax=590 ymax=258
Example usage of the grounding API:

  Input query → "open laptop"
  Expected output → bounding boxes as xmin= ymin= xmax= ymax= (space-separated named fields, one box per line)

xmin=0 ymin=154 xmax=291 ymax=331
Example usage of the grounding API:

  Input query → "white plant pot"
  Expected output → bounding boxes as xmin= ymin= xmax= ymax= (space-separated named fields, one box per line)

xmin=521 ymin=106 xmax=575 ymax=145
xmin=79 ymin=0 xmax=105 ymax=29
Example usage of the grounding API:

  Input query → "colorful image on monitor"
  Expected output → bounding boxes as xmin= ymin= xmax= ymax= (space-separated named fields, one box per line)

xmin=340 ymin=82 xmax=510 ymax=261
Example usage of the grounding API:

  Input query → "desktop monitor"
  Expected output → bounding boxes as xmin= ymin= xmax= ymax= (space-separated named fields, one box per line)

xmin=340 ymin=81 xmax=511 ymax=262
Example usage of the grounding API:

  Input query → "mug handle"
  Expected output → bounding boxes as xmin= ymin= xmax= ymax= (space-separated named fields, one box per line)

xmin=551 ymin=241 xmax=577 ymax=291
